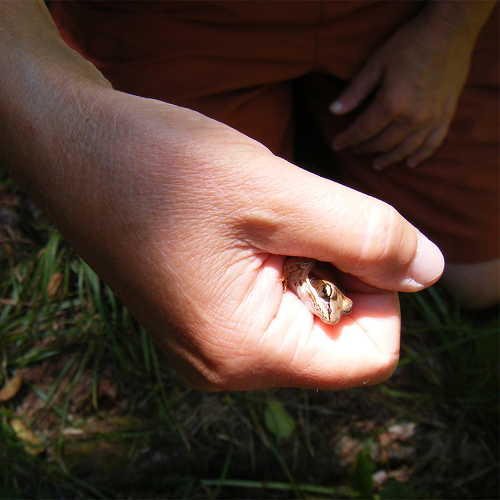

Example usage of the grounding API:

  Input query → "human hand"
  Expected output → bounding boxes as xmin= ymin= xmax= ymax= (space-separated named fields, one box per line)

xmin=0 ymin=1 xmax=444 ymax=391
xmin=330 ymin=4 xmax=479 ymax=170
xmin=11 ymin=87 xmax=442 ymax=391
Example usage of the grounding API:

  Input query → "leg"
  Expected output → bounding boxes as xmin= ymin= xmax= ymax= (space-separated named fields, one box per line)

xmin=440 ymin=259 xmax=499 ymax=310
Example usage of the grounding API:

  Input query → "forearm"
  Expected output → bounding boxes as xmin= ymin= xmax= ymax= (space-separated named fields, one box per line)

xmin=0 ymin=1 xmax=111 ymax=201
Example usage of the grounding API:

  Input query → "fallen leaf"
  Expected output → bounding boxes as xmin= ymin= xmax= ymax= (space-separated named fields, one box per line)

xmin=47 ymin=272 xmax=63 ymax=298
xmin=264 ymin=401 xmax=295 ymax=442
xmin=9 ymin=418 xmax=45 ymax=455
xmin=99 ymin=378 xmax=118 ymax=400
xmin=0 ymin=373 xmax=23 ymax=402
xmin=387 ymin=422 xmax=416 ymax=441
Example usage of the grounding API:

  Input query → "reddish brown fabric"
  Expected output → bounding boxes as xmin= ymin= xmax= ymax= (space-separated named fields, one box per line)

xmin=51 ymin=0 xmax=499 ymax=263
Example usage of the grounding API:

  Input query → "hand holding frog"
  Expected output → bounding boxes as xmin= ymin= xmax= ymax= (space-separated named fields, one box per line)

xmin=4 ymin=89 xmax=443 ymax=392
xmin=0 ymin=1 xmax=445 ymax=392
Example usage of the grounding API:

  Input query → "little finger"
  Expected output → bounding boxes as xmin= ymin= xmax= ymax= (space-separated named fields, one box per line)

xmin=353 ymin=121 xmax=416 ymax=155
xmin=406 ymin=126 xmax=449 ymax=168
xmin=372 ymin=130 xmax=428 ymax=170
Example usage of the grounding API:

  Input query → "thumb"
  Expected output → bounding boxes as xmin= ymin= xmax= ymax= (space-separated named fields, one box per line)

xmin=330 ymin=59 xmax=382 ymax=115
xmin=246 ymin=158 xmax=444 ymax=292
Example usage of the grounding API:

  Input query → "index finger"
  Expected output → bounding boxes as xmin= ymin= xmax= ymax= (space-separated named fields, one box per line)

xmin=333 ymin=101 xmax=394 ymax=151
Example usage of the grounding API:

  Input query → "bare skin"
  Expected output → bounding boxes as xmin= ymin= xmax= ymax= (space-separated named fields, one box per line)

xmin=0 ymin=1 xmax=446 ymax=391
xmin=330 ymin=0 xmax=498 ymax=307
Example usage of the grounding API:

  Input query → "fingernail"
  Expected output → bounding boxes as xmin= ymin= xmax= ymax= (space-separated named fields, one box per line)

xmin=329 ymin=101 xmax=344 ymax=114
xmin=407 ymin=232 xmax=444 ymax=287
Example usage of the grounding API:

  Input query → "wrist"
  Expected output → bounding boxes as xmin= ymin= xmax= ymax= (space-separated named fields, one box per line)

xmin=424 ymin=0 xmax=497 ymax=39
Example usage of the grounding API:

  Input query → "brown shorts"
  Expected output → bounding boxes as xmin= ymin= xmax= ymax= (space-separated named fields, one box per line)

xmin=51 ymin=1 xmax=499 ymax=263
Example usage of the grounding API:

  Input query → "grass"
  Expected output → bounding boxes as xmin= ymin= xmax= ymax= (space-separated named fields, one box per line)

xmin=0 ymin=166 xmax=498 ymax=499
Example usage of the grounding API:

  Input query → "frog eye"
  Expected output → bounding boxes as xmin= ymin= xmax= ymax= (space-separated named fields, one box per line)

xmin=319 ymin=283 xmax=336 ymax=300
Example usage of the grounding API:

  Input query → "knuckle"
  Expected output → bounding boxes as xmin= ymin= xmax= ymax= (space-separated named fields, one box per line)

xmin=354 ymin=120 xmax=374 ymax=140
xmin=380 ymin=95 xmax=405 ymax=117
xmin=407 ymin=107 xmax=430 ymax=127
xmin=358 ymin=202 xmax=406 ymax=267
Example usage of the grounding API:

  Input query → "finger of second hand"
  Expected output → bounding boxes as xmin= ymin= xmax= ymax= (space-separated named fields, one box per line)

xmin=333 ymin=108 xmax=392 ymax=152
xmin=407 ymin=127 xmax=448 ymax=168
xmin=333 ymin=126 xmax=375 ymax=152
xmin=352 ymin=122 xmax=410 ymax=155
xmin=373 ymin=131 xmax=428 ymax=170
